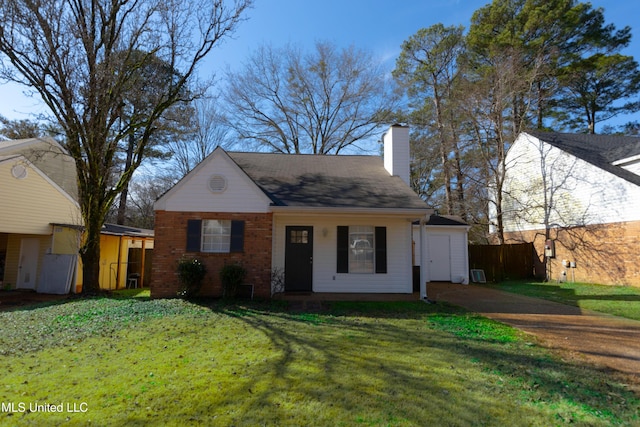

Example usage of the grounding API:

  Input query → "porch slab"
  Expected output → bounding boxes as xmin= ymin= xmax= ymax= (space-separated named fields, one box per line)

xmin=274 ymin=292 xmax=421 ymax=302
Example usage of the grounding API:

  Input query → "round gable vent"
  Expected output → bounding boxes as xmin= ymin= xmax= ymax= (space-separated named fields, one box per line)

xmin=11 ymin=164 xmax=28 ymax=180
xmin=208 ymin=174 xmax=227 ymax=193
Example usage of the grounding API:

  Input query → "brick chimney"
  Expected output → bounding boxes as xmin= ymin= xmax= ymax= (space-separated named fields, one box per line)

xmin=383 ymin=124 xmax=410 ymax=185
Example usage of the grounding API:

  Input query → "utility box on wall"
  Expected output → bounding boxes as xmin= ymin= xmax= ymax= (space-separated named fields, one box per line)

xmin=544 ymin=239 xmax=555 ymax=258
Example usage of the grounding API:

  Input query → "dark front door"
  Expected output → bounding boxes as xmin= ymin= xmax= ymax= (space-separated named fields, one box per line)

xmin=285 ymin=226 xmax=313 ymax=292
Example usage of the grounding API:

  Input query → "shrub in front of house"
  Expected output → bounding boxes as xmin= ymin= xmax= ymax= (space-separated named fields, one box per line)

xmin=219 ymin=264 xmax=247 ymax=298
xmin=176 ymin=257 xmax=207 ymax=298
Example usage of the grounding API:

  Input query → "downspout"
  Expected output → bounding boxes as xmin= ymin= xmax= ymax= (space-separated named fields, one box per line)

xmin=115 ymin=235 xmax=123 ymax=290
xmin=419 ymin=216 xmax=431 ymax=302
xmin=140 ymin=238 xmax=147 ymax=288
xmin=463 ymin=226 xmax=470 ymax=284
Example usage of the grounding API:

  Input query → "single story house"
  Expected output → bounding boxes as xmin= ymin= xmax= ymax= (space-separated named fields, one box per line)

xmin=500 ymin=131 xmax=640 ymax=286
xmin=153 ymin=125 xmax=471 ymax=299
xmin=1 ymin=137 xmax=154 ymax=294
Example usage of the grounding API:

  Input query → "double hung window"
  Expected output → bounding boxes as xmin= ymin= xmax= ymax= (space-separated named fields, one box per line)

xmin=202 ymin=220 xmax=231 ymax=253
xmin=186 ymin=219 xmax=245 ymax=253
xmin=337 ymin=226 xmax=387 ymax=274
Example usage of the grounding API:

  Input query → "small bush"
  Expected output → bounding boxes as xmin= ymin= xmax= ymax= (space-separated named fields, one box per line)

xmin=271 ymin=267 xmax=285 ymax=295
xmin=219 ymin=263 xmax=246 ymax=298
xmin=176 ymin=257 xmax=207 ymax=298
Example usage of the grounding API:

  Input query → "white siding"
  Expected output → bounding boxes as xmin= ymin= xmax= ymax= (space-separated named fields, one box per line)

xmin=415 ymin=226 xmax=469 ymax=284
xmin=448 ymin=231 xmax=469 ymax=283
xmin=502 ymin=133 xmax=640 ymax=233
xmin=383 ymin=125 xmax=410 ymax=185
xmin=273 ymin=214 xmax=414 ymax=293
xmin=156 ymin=148 xmax=272 ymax=213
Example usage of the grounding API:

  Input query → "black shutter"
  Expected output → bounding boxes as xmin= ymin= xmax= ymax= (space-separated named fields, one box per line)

xmin=186 ymin=219 xmax=202 ymax=252
xmin=337 ymin=226 xmax=349 ymax=273
xmin=230 ymin=220 xmax=245 ymax=252
xmin=375 ymin=227 xmax=387 ymax=274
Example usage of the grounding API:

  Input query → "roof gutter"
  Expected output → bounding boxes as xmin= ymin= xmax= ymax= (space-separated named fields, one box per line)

xmin=269 ymin=205 xmax=433 ymax=219
xmin=612 ymin=153 xmax=640 ymax=167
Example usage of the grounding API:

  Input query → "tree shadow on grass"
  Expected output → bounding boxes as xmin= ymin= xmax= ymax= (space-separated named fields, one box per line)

xmin=487 ymin=282 xmax=640 ymax=305
xmin=178 ymin=299 xmax=640 ymax=426
xmin=5 ymin=294 xmax=636 ymax=424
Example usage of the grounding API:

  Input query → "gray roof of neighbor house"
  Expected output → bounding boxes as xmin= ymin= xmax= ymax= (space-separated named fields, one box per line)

xmin=227 ymin=152 xmax=429 ymax=210
xmin=51 ymin=223 xmax=154 ymax=237
xmin=0 ymin=137 xmax=78 ymax=199
xmin=526 ymin=131 xmax=640 ymax=187
xmin=102 ymin=223 xmax=154 ymax=238
xmin=425 ymin=214 xmax=468 ymax=226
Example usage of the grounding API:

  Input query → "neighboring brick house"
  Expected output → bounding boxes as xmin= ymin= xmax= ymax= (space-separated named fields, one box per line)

xmin=152 ymin=125 xmax=452 ymax=299
xmin=499 ymin=131 xmax=640 ymax=286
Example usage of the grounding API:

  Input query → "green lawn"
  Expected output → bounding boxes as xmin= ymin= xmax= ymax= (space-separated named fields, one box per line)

xmin=483 ymin=280 xmax=640 ymax=321
xmin=0 ymin=294 xmax=638 ymax=426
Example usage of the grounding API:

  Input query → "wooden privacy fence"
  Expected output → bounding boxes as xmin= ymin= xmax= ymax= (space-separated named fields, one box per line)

xmin=468 ymin=243 xmax=534 ymax=282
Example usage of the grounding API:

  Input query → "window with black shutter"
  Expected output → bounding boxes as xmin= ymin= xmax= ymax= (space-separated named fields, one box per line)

xmin=186 ymin=219 xmax=245 ymax=253
xmin=375 ymin=227 xmax=387 ymax=274
xmin=336 ymin=226 xmax=349 ymax=273
xmin=186 ymin=219 xmax=202 ymax=252
xmin=336 ymin=225 xmax=387 ymax=274
xmin=230 ymin=220 xmax=245 ymax=252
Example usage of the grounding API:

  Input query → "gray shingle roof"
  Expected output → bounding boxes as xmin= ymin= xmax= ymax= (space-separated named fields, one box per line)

xmin=425 ymin=214 xmax=468 ymax=226
xmin=102 ymin=223 xmax=154 ymax=237
xmin=526 ymin=131 xmax=640 ymax=187
xmin=227 ymin=152 xmax=429 ymax=210
xmin=0 ymin=137 xmax=78 ymax=199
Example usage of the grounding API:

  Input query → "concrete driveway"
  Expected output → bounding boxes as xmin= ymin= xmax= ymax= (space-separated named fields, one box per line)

xmin=428 ymin=282 xmax=640 ymax=385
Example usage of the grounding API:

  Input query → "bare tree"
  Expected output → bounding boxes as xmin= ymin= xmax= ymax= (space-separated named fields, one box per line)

xmin=459 ymin=47 xmax=544 ymax=243
xmin=0 ymin=0 xmax=252 ymax=293
xmin=166 ymin=94 xmax=230 ymax=176
xmin=126 ymin=173 xmax=176 ymax=229
xmin=224 ymin=41 xmax=397 ymax=154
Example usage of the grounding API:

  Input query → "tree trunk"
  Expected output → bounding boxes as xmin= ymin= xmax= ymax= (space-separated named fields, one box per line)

xmin=116 ymin=132 xmax=135 ymax=225
xmin=449 ymin=120 xmax=465 ymax=220
xmin=433 ymin=85 xmax=453 ymax=214
xmin=536 ymin=81 xmax=544 ymax=129
xmin=81 ymin=210 xmax=103 ymax=294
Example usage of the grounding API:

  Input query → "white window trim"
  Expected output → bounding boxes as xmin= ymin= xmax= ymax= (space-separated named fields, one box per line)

xmin=201 ymin=219 xmax=231 ymax=253
xmin=348 ymin=225 xmax=375 ymax=274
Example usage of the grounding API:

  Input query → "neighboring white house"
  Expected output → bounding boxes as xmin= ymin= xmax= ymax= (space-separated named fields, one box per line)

xmin=152 ymin=125 xmax=469 ymax=299
xmin=500 ymin=131 xmax=640 ymax=286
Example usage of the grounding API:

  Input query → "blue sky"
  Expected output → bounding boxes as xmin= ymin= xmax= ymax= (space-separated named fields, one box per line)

xmin=2 ymin=0 xmax=639 ymax=126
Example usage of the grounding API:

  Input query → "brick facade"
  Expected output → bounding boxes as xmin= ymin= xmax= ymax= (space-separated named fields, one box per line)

xmin=152 ymin=211 xmax=273 ymax=298
xmin=504 ymin=220 xmax=640 ymax=287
